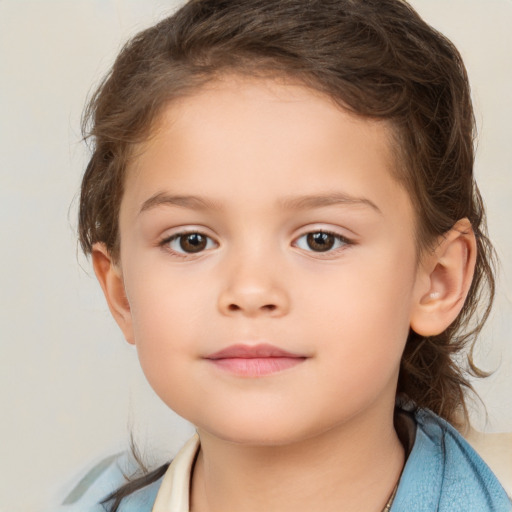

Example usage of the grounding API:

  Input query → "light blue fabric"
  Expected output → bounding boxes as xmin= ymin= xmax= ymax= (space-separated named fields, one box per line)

xmin=391 ymin=408 xmax=511 ymax=511
xmin=51 ymin=453 xmax=163 ymax=512
xmin=54 ymin=408 xmax=511 ymax=511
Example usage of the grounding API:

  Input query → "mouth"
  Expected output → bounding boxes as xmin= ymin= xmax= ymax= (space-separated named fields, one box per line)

xmin=205 ymin=343 xmax=307 ymax=377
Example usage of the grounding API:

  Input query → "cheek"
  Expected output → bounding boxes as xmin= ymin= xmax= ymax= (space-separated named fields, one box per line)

xmin=122 ymin=259 xmax=230 ymax=410
xmin=126 ymin=257 xmax=212 ymax=337
xmin=305 ymin=252 xmax=416 ymax=377
xmin=123 ymin=272 xmax=198 ymax=385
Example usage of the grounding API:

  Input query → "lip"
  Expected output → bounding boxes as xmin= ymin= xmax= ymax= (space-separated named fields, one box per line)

xmin=207 ymin=343 xmax=302 ymax=359
xmin=205 ymin=343 xmax=307 ymax=377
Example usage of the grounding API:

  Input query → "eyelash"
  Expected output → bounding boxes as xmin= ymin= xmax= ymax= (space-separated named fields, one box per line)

xmin=159 ymin=229 xmax=353 ymax=258
xmin=293 ymin=230 xmax=352 ymax=257
xmin=159 ymin=230 xmax=217 ymax=258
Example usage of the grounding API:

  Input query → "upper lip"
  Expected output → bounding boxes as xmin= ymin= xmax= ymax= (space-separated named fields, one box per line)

xmin=206 ymin=343 xmax=304 ymax=359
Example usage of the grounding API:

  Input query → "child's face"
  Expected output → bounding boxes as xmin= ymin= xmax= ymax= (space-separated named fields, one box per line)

xmin=113 ymin=77 xmax=426 ymax=445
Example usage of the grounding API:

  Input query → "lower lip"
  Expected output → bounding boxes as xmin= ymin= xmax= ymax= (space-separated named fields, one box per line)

xmin=208 ymin=357 xmax=305 ymax=377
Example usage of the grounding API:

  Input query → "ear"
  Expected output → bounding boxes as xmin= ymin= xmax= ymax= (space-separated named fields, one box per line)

xmin=410 ymin=218 xmax=477 ymax=337
xmin=91 ymin=243 xmax=135 ymax=345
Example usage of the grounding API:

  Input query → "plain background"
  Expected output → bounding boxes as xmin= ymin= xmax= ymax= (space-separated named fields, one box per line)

xmin=0 ymin=1 xmax=511 ymax=510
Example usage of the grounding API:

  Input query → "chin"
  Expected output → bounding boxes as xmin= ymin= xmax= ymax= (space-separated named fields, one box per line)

xmin=194 ymin=412 xmax=330 ymax=447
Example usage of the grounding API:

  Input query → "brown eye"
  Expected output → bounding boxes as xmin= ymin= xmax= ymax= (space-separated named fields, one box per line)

xmin=163 ymin=232 xmax=216 ymax=255
xmin=306 ymin=232 xmax=335 ymax=252
xmin=179 ymin=233 xmax=208 ymax=253
xmin=294 ymin=231 xmax=350 ymax=254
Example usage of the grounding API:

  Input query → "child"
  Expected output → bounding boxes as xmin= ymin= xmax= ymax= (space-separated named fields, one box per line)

xmin=63 ymin=0 xmax=511 ymax=510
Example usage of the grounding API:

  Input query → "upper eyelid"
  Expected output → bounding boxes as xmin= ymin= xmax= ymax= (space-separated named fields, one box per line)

xmin=293 ymin=225 xmax=355 ymax=241
xmin=160 ymin=226 xmax=217 ymax=242
xmin=297 ymin=228 xmax=350 ymax=237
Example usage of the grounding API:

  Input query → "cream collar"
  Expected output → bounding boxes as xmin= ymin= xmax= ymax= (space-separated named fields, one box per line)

xmin=152 ymin=434 xmax=200 ymax=512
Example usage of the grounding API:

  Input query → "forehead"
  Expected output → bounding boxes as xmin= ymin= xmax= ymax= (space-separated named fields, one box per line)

xmin=122 ymin=77 xmax=411 ymax=224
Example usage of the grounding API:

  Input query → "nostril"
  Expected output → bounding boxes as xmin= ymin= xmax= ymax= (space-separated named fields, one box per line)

xmin=226 ymin=303 xmax=277 ymax=312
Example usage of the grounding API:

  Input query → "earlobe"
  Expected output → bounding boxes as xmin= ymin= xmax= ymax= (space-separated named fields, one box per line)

xmin=410 ymin=219 xmax=476 ymax=337
xmin=91 ymin=243 xmax=135 ymax=345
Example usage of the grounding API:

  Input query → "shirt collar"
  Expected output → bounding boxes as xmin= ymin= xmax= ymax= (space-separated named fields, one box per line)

xmin=152 ymin=434 xmax=200 ymax=512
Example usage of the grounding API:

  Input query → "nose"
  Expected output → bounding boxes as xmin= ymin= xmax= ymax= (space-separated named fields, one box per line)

xmin=217 ymin=258 xmax=290 ymax=318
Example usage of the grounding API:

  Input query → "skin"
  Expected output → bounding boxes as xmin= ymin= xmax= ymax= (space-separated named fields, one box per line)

xmin=93 ymin=77 xmax=476 ymax=512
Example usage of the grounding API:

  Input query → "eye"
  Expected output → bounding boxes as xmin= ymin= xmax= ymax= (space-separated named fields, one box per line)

xmin=162 ymin=232 xmax=216 ymax=255
xmin=294 ymin=231 xmax=350 ymax=253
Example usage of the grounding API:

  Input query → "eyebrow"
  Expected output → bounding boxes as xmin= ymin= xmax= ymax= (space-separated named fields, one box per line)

xmin=139 ymin=193 xmax=223 ymax=214
xmin=278 ymin=192 xmax=382 ymax=214
xmin=139 ymin=191 xmax=382 ymax=215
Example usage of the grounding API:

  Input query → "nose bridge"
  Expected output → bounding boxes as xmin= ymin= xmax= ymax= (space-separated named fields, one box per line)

xmin=217 ymin=234 xmax=290 ymax=317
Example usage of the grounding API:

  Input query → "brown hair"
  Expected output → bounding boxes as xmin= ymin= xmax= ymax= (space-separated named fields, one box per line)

xmin=78 ymin=0 xmax=496 ymax=509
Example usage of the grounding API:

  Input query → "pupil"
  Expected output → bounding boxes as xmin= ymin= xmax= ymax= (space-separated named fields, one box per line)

xmin=180 ymin=233 xmax=207 ymax=253
xmin=307 ymin=232 xmax=334 ymax=252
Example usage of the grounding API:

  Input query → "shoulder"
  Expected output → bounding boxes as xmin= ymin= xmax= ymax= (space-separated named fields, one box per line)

xmin=392 ymin=408 xmax=512 ymax=512
xmin=49 ymin=453 xmax=163 ymax=512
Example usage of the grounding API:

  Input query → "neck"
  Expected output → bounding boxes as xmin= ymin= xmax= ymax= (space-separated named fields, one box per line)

xmin=190 ymin=406 xmax=404 ymax=512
